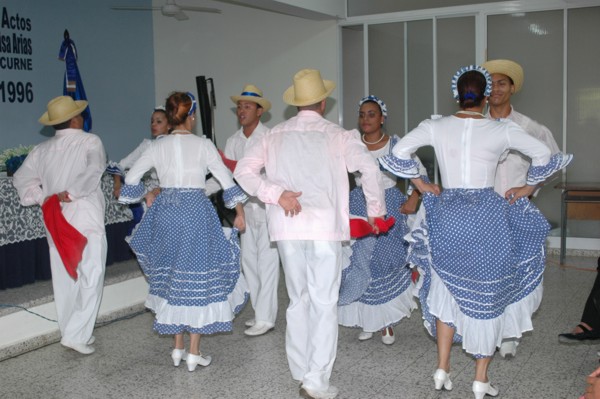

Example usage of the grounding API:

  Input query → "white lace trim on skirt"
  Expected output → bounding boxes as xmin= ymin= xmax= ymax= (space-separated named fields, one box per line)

xmin=146 ymin=273 xmax=249 ymax=329
xmin=425 ymin=268 xmax=543 ymax=356
xmin=338 ymin=283 xmax=418 ymax=332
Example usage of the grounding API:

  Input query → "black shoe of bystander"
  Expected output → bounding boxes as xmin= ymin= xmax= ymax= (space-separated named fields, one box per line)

xmin=559 ymin=323 xmax=600 ymax=343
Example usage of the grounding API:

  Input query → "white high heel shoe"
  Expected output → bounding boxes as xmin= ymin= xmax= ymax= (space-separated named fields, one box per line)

xmin=171 ymin=348 xmax=187 ymax=367
xmin=433 ymin=369 xmax=453 ymax=391
xmin=472 ymin=380 xmax=499 ymax=399
xmin=186 ymin=353 xmax=212 ymax=371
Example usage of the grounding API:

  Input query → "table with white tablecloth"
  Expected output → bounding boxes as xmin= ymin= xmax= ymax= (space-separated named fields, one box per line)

xmin=0 ymin=174 xmax=134 ymax=289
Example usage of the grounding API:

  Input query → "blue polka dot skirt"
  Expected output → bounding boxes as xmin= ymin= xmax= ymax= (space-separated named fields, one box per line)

xmin=338 ymin=186 xmax=417 ymax=332
xmin=128 ymin=188 xmax=249 ymax=335
xmin=409 ymin=188 xmax=550 ymax=356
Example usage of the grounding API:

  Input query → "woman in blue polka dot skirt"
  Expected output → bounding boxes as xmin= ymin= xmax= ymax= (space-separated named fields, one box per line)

xmin=338 ymin=95 xmax=422 ymax=345
xmin=119 ymin=92 xmax=249 ymax=372
xmin=380 ymin=65 xmax=572 ymax=399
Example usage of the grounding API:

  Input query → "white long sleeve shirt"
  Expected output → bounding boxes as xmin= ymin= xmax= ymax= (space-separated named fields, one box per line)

xmin=124 ymin=133 xmax=237 ymax=191
xmin=119 ymin=138 xmax=152 ymax=171
xmin=391 ymin=116 xmax=552 ymax=189
xmin=354 ymin=135 xmax=427 ymax=190
xmin=224 ymin=122 xmax=268 ymax=221
xmin=13 ymin=128 xmax=107 ymax=233
xmin=489 ymin=107 xmax=560 ymax=194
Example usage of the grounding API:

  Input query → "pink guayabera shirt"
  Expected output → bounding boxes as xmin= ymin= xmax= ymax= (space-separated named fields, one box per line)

xmin=235 ymin=110 xmax=386 ymax=242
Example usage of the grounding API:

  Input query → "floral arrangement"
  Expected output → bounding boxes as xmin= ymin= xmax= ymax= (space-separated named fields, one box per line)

xmin=0 ymin=145 xmax=33 ymax=175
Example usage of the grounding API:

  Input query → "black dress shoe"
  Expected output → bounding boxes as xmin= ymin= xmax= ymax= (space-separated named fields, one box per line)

xmin=559 ymin=323 xmax=600 ymax=343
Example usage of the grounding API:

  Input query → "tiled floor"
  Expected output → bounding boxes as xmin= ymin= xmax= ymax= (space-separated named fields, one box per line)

xmin=1 ymin=254 xmax=599 ymax=399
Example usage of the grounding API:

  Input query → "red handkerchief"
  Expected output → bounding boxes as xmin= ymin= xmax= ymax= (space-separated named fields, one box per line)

xmin=374 ymin=216 xmax=395 ymax=234
xmin=349 ymin=218 xmax=375 ymax=238
xmin=41 ymin=195 xmax=88 ymax=280
xmin=218 ymin=149 xmax=238 ymax=173
xmin=349 ymin=216 xmax=396 ymax=238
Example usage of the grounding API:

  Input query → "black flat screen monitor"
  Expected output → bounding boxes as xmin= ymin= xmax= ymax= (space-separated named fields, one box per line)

xmin=195 ymin=76 xmax=215 ymax=143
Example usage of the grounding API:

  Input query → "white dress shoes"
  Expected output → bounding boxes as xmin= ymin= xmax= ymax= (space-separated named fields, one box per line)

xmin=472 ymin=380 xmax=499 ymax=399
xmin=87 ymin=336 xmax=96 ymax=345
xmin=381 ymin=327 xmax=395 ymax=345
xmin=244 ymin=321 xmax=274 ymax=336
xmin=358 ymin=331 xmax=373 ymax=341
xmin=433 ymin=368 xmax=453 ymax=391
xmin=245 ymin=318 xmax=255 ymax=327
xmin=186 ymin=353 xmax=212 ymax=371
xmin=171 ymin=348 xmax=187 ymax=367
xmin=299 ymin=384 xmax=339 ymax=399
xmin=61 ymin=340 xmax=95 ymax=355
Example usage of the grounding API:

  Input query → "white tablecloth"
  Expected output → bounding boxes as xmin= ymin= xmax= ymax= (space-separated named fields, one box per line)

xmin=0 ymin=174 xmax=132 ymax=247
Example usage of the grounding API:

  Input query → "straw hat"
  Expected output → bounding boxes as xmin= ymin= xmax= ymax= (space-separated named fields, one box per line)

xmin=481 ymin=59 xmax=524 ymax=93
xmin=230 ymin=84 xmax=271 ymax=112
xmin=283 ymin=69 xmax=335 ymax=106
xmin=39 ymin=96 xmax=88 ymax=126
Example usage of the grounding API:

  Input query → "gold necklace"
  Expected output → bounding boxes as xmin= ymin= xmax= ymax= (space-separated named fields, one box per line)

xmin=362 ymin=133 xmax=386 ymax=145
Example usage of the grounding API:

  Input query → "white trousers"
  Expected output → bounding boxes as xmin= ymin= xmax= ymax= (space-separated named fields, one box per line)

xmin=240 ymin=217 xmax=280 ymax=324
xmin=277 ymin=240 xmax=342 ymax=392
xmin=49 ymin=232 xmax=107 ymax=345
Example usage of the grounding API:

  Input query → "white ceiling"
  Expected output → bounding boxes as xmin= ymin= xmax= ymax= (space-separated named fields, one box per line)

xmin=209 ymin=0 xmax=345 ymax=20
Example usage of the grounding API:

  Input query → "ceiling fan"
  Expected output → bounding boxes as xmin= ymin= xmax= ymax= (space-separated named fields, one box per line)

xmin=111 ymin=0 xmax=221 ymax=21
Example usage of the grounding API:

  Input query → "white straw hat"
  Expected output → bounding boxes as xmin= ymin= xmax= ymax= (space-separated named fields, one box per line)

xmin=39 ymin=96 xmax=88 ymax=126
xmin=230 ymin=84 xmax=271 ymax=112
xmin=282 ymin=69 xmax=335 ymax=106
xmin=481 ymin=59 xmax=524 ymax=93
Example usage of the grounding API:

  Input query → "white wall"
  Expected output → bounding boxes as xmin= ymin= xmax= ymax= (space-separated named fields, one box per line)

xmin=152 ymin=1 xmax=339 ymax=148
xmin=0 ymin=0 xmax=339 ymax=161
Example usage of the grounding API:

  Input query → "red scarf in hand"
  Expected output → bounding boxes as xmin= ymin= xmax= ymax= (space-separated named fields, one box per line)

xmin=349 ymin=217 xmax=395 ymax=238
xmin=41 ymin=195 xmax=88 ymax=280
xmin=218 ymin=149 xmax=238 ymax=173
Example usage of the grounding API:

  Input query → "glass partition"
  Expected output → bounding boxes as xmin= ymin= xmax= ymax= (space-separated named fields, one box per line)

xmin=487 ymin=10 xmax=564 ymax=225
xmin=436 ymin=16 xmax=476 ymax=116
xmin=341 ymin=3 xmax=600 ymax=237
xmin=368 ymin=22 xmax=405 ymax=139
xmin=567 ymin=7 xmax=600 ymax=183
xmin=406 ymin=20 xmax=435 ymax=180
xmin=565 ymin=7 xmax=600 ymax=238
xmin=341 ymin=25 xmax=364 ymax=130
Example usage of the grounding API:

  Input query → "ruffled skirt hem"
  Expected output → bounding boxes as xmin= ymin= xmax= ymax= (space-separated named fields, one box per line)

xmin=146 ymin=275 xmax=249 ymax=334
xmin=424 ymin=268 xmax=543 ymax=356
xmin=338 ymin=284 xmax=418 ymax=332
